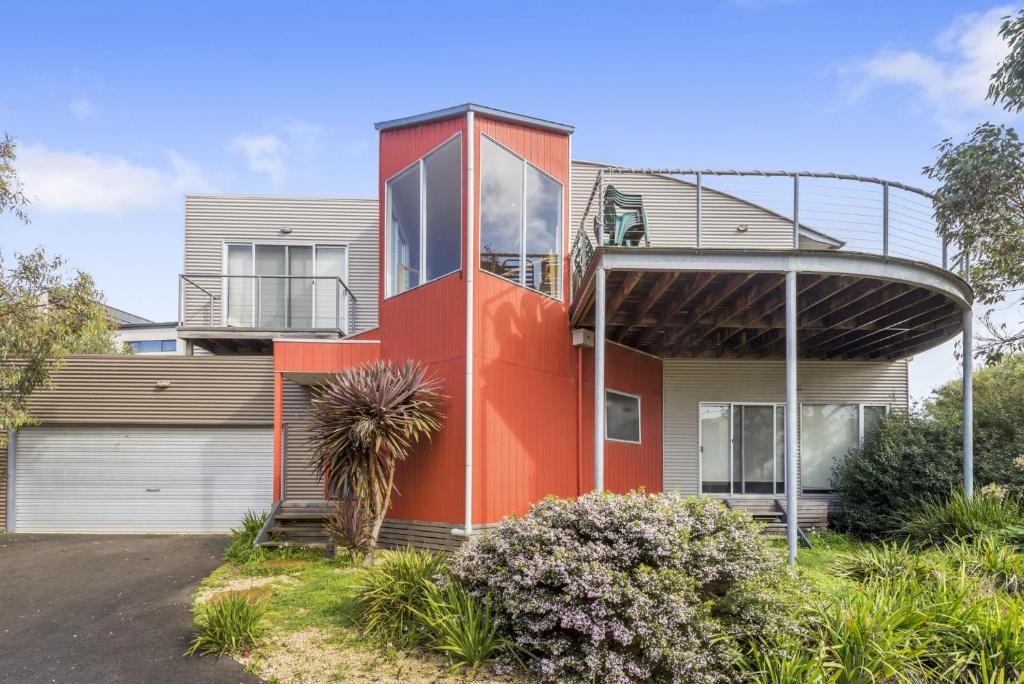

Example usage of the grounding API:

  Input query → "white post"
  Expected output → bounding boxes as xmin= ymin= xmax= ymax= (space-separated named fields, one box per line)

xmin=463 ymin=111 xmax=477 ymax=534
xmin=785 ymin=270 xmax=799 ymax=565
xmin=594 ymin=267 xmax=607 ymax=492
xmin=963 ymin=307 xmax=974 ymax=497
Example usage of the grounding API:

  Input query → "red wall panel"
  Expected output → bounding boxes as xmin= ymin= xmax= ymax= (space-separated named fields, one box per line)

xmin=376 ymin=117 xmax=470 ymax=524
xmin=581 ymin=343 xmax=664 ymax=494
xmin=273 ymin=340 xmax=380 ymax=373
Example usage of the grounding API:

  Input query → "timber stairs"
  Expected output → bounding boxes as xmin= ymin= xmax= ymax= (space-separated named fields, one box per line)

xmin=722 ymin=497 xmax=828 ymax=547
xmin=256 ymin=500 xmax=331 ymax=549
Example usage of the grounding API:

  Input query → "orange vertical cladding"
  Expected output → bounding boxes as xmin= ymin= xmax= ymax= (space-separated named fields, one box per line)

xmin=580 ymin=343 xmax=663 ymax=494
xmin=472 ymin=116 xmax=580 ymax=522
xmin=377 ymin=117 xmax=468 ymax=525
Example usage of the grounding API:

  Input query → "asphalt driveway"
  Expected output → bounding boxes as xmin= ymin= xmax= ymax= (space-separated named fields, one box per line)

xmin=0 ymin=534 xmax=262 ymax=683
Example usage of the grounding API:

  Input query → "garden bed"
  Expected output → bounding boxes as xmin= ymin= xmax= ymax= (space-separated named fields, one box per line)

xmin=195 ymin=553 xmax=516 ymax=683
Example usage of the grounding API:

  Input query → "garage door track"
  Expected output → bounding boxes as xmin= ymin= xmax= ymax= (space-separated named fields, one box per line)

xmin=0 ymin=534 xmax=261 ymax=683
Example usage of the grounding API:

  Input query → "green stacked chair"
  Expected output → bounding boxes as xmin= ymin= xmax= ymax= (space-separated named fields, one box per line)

xmin=600 ymin=185 xmax=650 ymax=247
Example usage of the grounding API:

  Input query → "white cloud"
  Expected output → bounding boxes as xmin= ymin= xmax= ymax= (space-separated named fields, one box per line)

xmin=69 ymin=98 xmax=96 ymax=120
xmin=845 ymin=5 xmax=1016 ymax=129
xmin=17 ymin=145 xmax=209 ymax=214
xmin=229 ymin=133 xmax=286 ymax=184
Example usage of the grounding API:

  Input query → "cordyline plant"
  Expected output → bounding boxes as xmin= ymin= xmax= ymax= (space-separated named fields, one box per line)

xmin=308 ymin=360 xmax=444 ymax=565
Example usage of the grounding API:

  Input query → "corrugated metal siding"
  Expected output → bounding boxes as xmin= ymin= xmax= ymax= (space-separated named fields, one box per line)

xmin=571 ymin=161 xmax=803 ymax=251
xmin=1 ymin=443 xmax=7 ymax=531
xmin=14 ymin=426 xmax=272 ymax=533
xmin=183 ymin=195 xmax=379 ymax=333
xmin=378 ymin=117 xmax=469 ymax=525
xmin=663 ymin=359 xmax=909 ymax=494
xmin=28 ymin=356 xmax=273 ymax=425
xmin=282 ymin=379 xmax=324 ymax=499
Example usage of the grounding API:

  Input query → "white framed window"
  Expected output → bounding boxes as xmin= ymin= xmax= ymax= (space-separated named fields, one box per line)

xmin=385 ymin=134 xmax=463 ymax=298
xmin=222 ymin=241 xmax=348 ymax=329
xmin=605 ymin=390 xmax=641 ymax=444
xmin=479 ymin=135 xmax=562 ymax=299
xmin=800 ymin=403 xmax=889 ymax=494
xmin=699 ymin=401 xmax=889 ymax=496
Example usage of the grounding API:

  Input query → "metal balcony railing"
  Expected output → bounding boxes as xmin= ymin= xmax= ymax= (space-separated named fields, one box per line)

xmin=571 ymin=167 xmax=962 ymax=296
xmin=178 ymin=274 xmax=356 ymax=335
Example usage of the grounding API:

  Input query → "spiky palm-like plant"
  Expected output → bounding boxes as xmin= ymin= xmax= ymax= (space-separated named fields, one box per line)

xmin=308 ymin=360 xmax=444 ymax=565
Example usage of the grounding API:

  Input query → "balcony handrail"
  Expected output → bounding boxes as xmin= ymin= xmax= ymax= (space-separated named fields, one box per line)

xmin=178 ymin=273 xmax=357 ymax=332
xmin=179 ymin=272 xmax=358 ymax=303
xmin=572 ymin=166 xmax=956 ymax=298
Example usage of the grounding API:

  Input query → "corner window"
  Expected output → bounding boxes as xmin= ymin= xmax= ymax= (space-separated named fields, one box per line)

xmin=606 ymin=390 xmax=641 ymax=443
xmin=386 ymin=135 xmax=462 ymax=297
xmin=480 ymin=136 xmax=562 ymax=298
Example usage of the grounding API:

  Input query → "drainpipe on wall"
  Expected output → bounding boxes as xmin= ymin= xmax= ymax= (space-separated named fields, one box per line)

xmin=453 ymin=111 xmax=476 ymax=537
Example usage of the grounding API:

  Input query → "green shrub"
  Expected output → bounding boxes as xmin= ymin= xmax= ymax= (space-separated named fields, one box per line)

xmin=358 ymin=547 xmax=447 ymax=648
xmin=817 ymin=579 xmax=934 ymax=682
xmin=897 ymin=490 xmax=1023 ymax=547
xmin=833 ymin=412 xmax=962 ymax=537
xmin=950 ymin=537 xmax=1024 ymax=594
xmin=833 ymin=540 xmax=936 ymax=582
xmin=223 ymin=510 xmax=269 ymax=565
xmin=449 ymin=491 xmax=795 ymax=683
xmin=415 ymin=581 xmax=512 ymax=672
xmin=186 ymin=593 xmax=268 ymax=656
xmin=997 ymin=524 xmax=1024 ymax=551
xmin=834 ymin=355 xmax=1024 ymax=538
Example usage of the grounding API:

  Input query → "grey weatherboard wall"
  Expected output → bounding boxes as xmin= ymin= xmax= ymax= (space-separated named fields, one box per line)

xmin=183 ymin=195 xmax=379 ymax=334
xmin=27 ymin=355 xmax=274 ymax=425
xmin=570 ymin=160 xmax=835 ymax=251
xmin=662 ymin=358 xmax=909 ymax=495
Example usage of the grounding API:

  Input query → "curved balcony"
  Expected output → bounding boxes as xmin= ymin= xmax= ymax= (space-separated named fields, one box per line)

xmin=568 ymin=167 xmax=972 ymax=361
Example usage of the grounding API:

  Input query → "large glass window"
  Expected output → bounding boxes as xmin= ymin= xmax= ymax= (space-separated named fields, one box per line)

xmin=701 ymin=401 xmax=888 ymax=495
xmin=385 ymin=135 xmax=462 ymax=297
xmin=480 ymin=136 xmax=562 ymax=298
xmin=800 ymin=404 xmax=889 ymax=494
xmin=606 ymin=390 xmax=641 ymax=443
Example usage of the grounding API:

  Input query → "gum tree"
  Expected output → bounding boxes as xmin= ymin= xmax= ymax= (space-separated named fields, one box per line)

xmin=924 ymin=9 xmax=1024 ymax=361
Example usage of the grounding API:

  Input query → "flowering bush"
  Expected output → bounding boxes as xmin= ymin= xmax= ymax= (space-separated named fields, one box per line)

xmin=448 ymin=491 xmax=795 ymax=683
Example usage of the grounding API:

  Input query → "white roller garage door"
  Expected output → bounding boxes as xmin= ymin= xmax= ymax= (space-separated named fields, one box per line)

xmin=13 ymin=426 xmax=273 ymax=533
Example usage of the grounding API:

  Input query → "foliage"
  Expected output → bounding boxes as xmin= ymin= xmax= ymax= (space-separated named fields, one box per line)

xmin=1 ymin=248 xmax=119 ymax=438
xmin=835 ymin=357 xmax=1024 ymax=537
xmin=896 ymin=489 xmax=1023 ymax=547
xmin=324 ymin=496 xmax=374 ymax=564
xmin=833 ymin=540 xmax=937 ymax=582
xmin=414 ymin=580 xmax=513 ymax=673
xmin=223 ymin=510 xmax=269 ymax=565
xmin=358 ymin=547 xmax=448 ymax=649
xmin=833 ymin=410 xmax=963 ymax=536
xmin=0 ymin=132 xmax=29 ymax=224
xmin=988 ymin=10 xmax=1024 ymax=114
xmin=449 ymin=491 xmax=794 ymax=684
xmin=186 ymin=593 xmax=268 ymax=656
xmin=950 ymin=536 xmax=1024 ymax=594
xmin=927 ymin=355 xmax=1024 ymax=496
xmin=307 ymin=360 xmax=444 ymax=565
xmin=924 ymin=10 xmax=1024 ymax=360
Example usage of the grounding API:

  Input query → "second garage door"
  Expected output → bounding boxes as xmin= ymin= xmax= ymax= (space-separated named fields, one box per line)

xmin=13 ymin=426 xmax=273 ymax=533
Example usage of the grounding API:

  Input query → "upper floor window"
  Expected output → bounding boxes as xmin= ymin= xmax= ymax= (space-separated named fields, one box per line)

xmin=480 ymin=136 xmax=562 ymax=299
xmin=385 ymin=134 xmax=462 ymax=297
xmin=128 ymin=339 xmax=177 ymax=353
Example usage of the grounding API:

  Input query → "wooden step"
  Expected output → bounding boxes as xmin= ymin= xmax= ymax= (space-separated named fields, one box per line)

xmin=260 ymin=540 xmax=329 ymax=549
xmin=275 ymin=511 xmax=331 ymax=521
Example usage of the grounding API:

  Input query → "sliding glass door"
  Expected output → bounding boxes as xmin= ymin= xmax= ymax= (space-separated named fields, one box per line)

xmin=224 ymin=243 xmax=347 ymax=329
xmin=701 ymin=403 xmax=785 ymax=495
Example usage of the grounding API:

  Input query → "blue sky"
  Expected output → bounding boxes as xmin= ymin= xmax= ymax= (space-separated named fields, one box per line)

xmin=2 ymin=0 xmax=1020 ymax=398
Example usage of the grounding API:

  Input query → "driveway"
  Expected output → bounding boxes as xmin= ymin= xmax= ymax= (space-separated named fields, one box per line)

xmin=0 ymin=534 xmax=262 ymax=683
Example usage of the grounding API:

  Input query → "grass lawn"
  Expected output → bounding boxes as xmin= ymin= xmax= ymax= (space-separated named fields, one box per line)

xmin=195 ymin=551 xmax=515 ymax=683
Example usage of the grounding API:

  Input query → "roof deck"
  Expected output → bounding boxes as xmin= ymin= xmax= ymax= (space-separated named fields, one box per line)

xmin=570 ymin=168 xmax=972 ymax=361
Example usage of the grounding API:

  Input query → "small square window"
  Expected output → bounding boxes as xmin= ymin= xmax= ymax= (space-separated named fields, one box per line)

xmin=606 ymin=390 xmax=641 ymax=443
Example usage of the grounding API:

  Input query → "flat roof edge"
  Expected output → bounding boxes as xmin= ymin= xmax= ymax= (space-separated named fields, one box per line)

xmin=374 ymin=103 xmax=574 ymax=134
